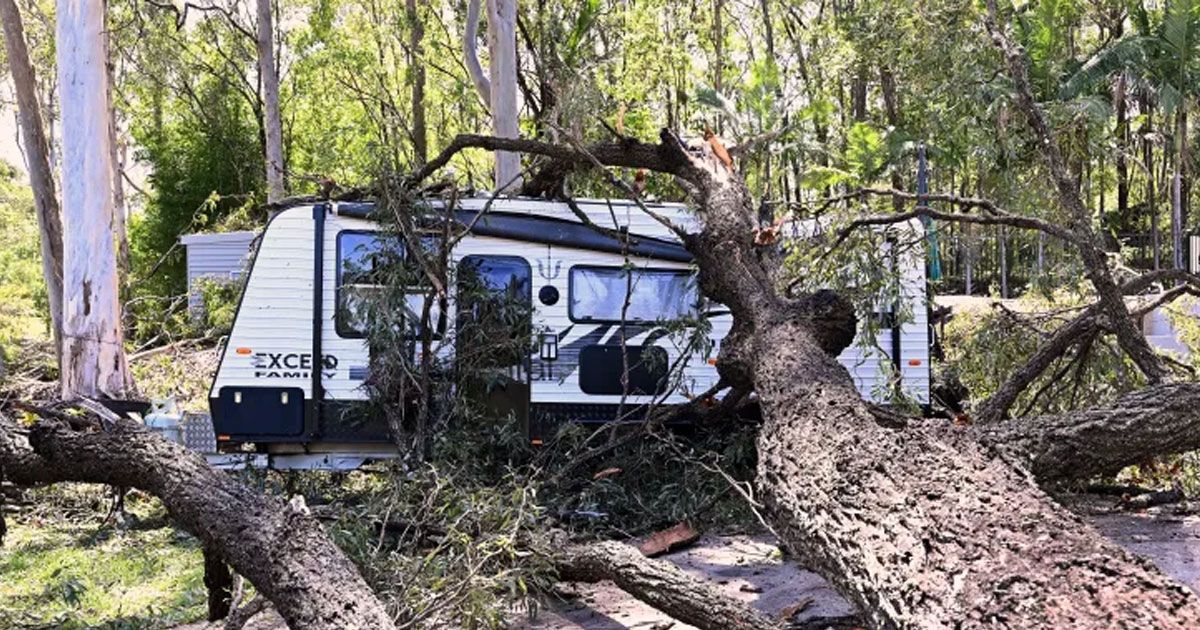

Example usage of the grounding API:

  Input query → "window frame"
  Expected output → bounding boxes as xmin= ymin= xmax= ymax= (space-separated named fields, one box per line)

xmin=566 ymin=264 xmax=697 ymax=324
xmin=455 ymin=254 xmax=533 ymax=303
xmin=335 ymin=229 xmax=389 ymax=339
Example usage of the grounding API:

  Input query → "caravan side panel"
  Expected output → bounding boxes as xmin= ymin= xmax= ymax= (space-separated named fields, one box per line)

xmin=209 ymin=208 xmax=322 ymax=440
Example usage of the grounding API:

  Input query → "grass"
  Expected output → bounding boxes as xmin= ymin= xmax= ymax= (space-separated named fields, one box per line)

xmin=0 ymin=487 xmax=207 ymax=629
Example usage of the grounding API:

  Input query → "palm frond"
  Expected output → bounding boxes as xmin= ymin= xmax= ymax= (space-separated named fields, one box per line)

xmin=1058 ymin=36 xmax=1152 ymax=100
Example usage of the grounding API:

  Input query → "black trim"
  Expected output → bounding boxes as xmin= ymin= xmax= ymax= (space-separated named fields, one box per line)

xmin=529 ymin=402 xmax=697 ymax=440
xmin=887 ymin=237 xmax=903 ymax=393
xmin=213 ymin=386 xmax=306 ymax=439
xmin=336 ymin=203 xmax=692 ymax=263
xmin=311 ymin=204 xmax=327 ymax=438
xmin=566 ymin=264 xmax=697 ymax=324
xmin=211 ymin=397 xmax=394 ymax=443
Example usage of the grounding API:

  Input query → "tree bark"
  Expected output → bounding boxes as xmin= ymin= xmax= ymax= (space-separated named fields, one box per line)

xmin=558 ymin=540 xmax=782 ymax=630
xmin=204 ymin=546 xmax=234 ymax=621
xmin=406 ymin=0 xmax=427 ymax=166
xmin=102 ymin=17 xmax=129 ymax=277
xmin=0 ymin=412 xmax=395 ymax=629
xmin=56 ymin=0 xmax=132 ymax=398
xmin=486 ymin=0 xmax=520 ymax=191
xmin=257 ymin=0 xmax=286 ymax=202
xmin=977 ymin=382 xmax=1200 ymax=484
xmin=0 ymin=0 xmax=64 ymax=359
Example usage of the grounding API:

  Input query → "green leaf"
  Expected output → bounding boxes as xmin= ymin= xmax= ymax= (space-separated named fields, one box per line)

xmin=800 ymin=165 xmax=856 ymax=190
xmin=846 ymin=122 xmax=887 ymax=182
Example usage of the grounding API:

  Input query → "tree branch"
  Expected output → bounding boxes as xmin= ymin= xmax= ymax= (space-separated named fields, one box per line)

xmin=983 ymin=0 xmax=1169 ymax=384
xmin=977 ymin=383 xmax=1200 ymax=483
xmin=974 ymin=306 xmax=1101 ymax=424
xmin=404 ymin=132 xmax=698 ymax=191
xmin=557 ymin=540 xmax=782 ymax=630
xmin=0 ymin=409 xmax=394 ymax=629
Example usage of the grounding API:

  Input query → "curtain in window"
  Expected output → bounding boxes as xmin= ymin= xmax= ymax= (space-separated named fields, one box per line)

xmin=570 ymin=267 xmax=695 ymax=322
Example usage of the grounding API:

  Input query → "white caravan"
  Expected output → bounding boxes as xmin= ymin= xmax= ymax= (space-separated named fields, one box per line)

xmin=208 ymin=198 xmax=930 ymax=453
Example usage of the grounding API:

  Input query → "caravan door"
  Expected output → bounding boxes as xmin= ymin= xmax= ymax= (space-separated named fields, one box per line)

xmin=455 ymin=255 xmax=533 ymax=432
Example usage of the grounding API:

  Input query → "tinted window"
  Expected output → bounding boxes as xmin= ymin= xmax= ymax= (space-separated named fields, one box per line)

xmin=337 ymin=231 xmax=439 ymax=338
xmin=456 ymin=255 xmax=532 ymax=369
xmin=340 ymin=232 xmax=386 ymax=286
xmin=569 ymin=267 xmax=697 ymax=323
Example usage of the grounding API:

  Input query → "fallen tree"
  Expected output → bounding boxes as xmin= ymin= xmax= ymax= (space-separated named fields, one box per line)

xmin=0 ymin=408 xmax=395 ymax=630
xmin=557 ymin=539 xmax=783 ymax=630
xmin=977 ymin=382 xmax=1200 ymax=484
xmin=8 ymin=7 xmax=1200 ymax=627
xmin=400 ymin=125 xmax=1200 ymax=627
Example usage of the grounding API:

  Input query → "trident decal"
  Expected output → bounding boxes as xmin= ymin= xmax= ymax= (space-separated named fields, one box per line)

xmin=537 ymin=247 xmax=562 ymax=280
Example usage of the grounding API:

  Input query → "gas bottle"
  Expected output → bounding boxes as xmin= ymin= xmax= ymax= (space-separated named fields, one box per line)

xmin=144 ymin=398 xmax=184 ymax=445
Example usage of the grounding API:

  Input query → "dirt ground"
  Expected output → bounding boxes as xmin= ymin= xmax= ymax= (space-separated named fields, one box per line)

xmin=177 ymin=501 xmax=1200 ymax=630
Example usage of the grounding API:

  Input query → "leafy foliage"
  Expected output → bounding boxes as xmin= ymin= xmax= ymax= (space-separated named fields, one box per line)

xmin=0 ymin=163 xmax=48 ymax=351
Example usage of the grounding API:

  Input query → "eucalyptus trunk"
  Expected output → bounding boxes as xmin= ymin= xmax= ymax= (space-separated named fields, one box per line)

xmin=56 ymin=0 xmax=131 ymax=398
xmin=257 ymin=0 xmax=286 ymax=202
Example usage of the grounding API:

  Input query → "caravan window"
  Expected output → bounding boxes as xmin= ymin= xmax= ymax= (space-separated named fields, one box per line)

xmin=336 ymin=231 xmax=440 ymax=338
xmin=337 ymin=232 xmax=388 ymax=338
xmin=568 ymin=266 xmax=697 ymax=323
xmin=456 ymin=255 xmax=532 ymax=369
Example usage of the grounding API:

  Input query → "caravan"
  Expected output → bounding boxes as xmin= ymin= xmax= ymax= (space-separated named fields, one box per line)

xmin=208 ymin=197 xmax=931 ymax=454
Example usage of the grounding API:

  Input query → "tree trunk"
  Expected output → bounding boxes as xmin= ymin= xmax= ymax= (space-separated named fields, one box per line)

xmin=998 ymin=225 xmax=1008 ymax=298
xmin=406 ymin=0 xmax=427 ymax=166
xmin=1145 ymin=92 xmax=1160 ymax=269
xmin=0 ymin=0 xmax=64 ymax=359
xmin=486 ymin=0 xmax=520 ymax=191
xmin=102 ymin=18 xmax=129 ymax=277
xmin=880 ymin=68 xmax=903 ymax=211
xmin=415 ymin=125 xmax=1200 ymax=627
xmin=655 ymin=130 xmax=1200 ymax=625
xmin=750 ymin=319 xmax=1200 ymax=628
xmin=1116 ymin=73 xmax=1129 ymax=236
xmin=850 ymin=65 xmax=867 ymax=122
xmin=56 ymin=0 xmax=131 ymax=398
xmin=257 ymin=0 xmax=286 ymax=202
xmin=0 ymin=412 xmax=395 ymax=629
xmin=464 ymin=0 xmax=521 ymax=191
xmin=558 ymin=540 xmax=782 ymax=630
xmin=204 ymin=546 xmax=234 ymax=621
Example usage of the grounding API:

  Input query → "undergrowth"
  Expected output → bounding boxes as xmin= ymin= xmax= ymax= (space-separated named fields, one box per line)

xmin=0 ymin=486 xmax=206 ymax=629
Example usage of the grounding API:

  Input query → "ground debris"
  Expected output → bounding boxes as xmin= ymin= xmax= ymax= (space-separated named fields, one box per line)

xmin=638 ymin=521 xmax=700 ymax=558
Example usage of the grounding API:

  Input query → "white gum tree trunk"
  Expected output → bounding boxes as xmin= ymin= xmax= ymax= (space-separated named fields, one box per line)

xmin=464 ymin=0 xmax=521 ymax=192
xmin=257 ymin=0 xmax=286 ymax=202
xmin=56 ymin=0 xmax=131 ymax=398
